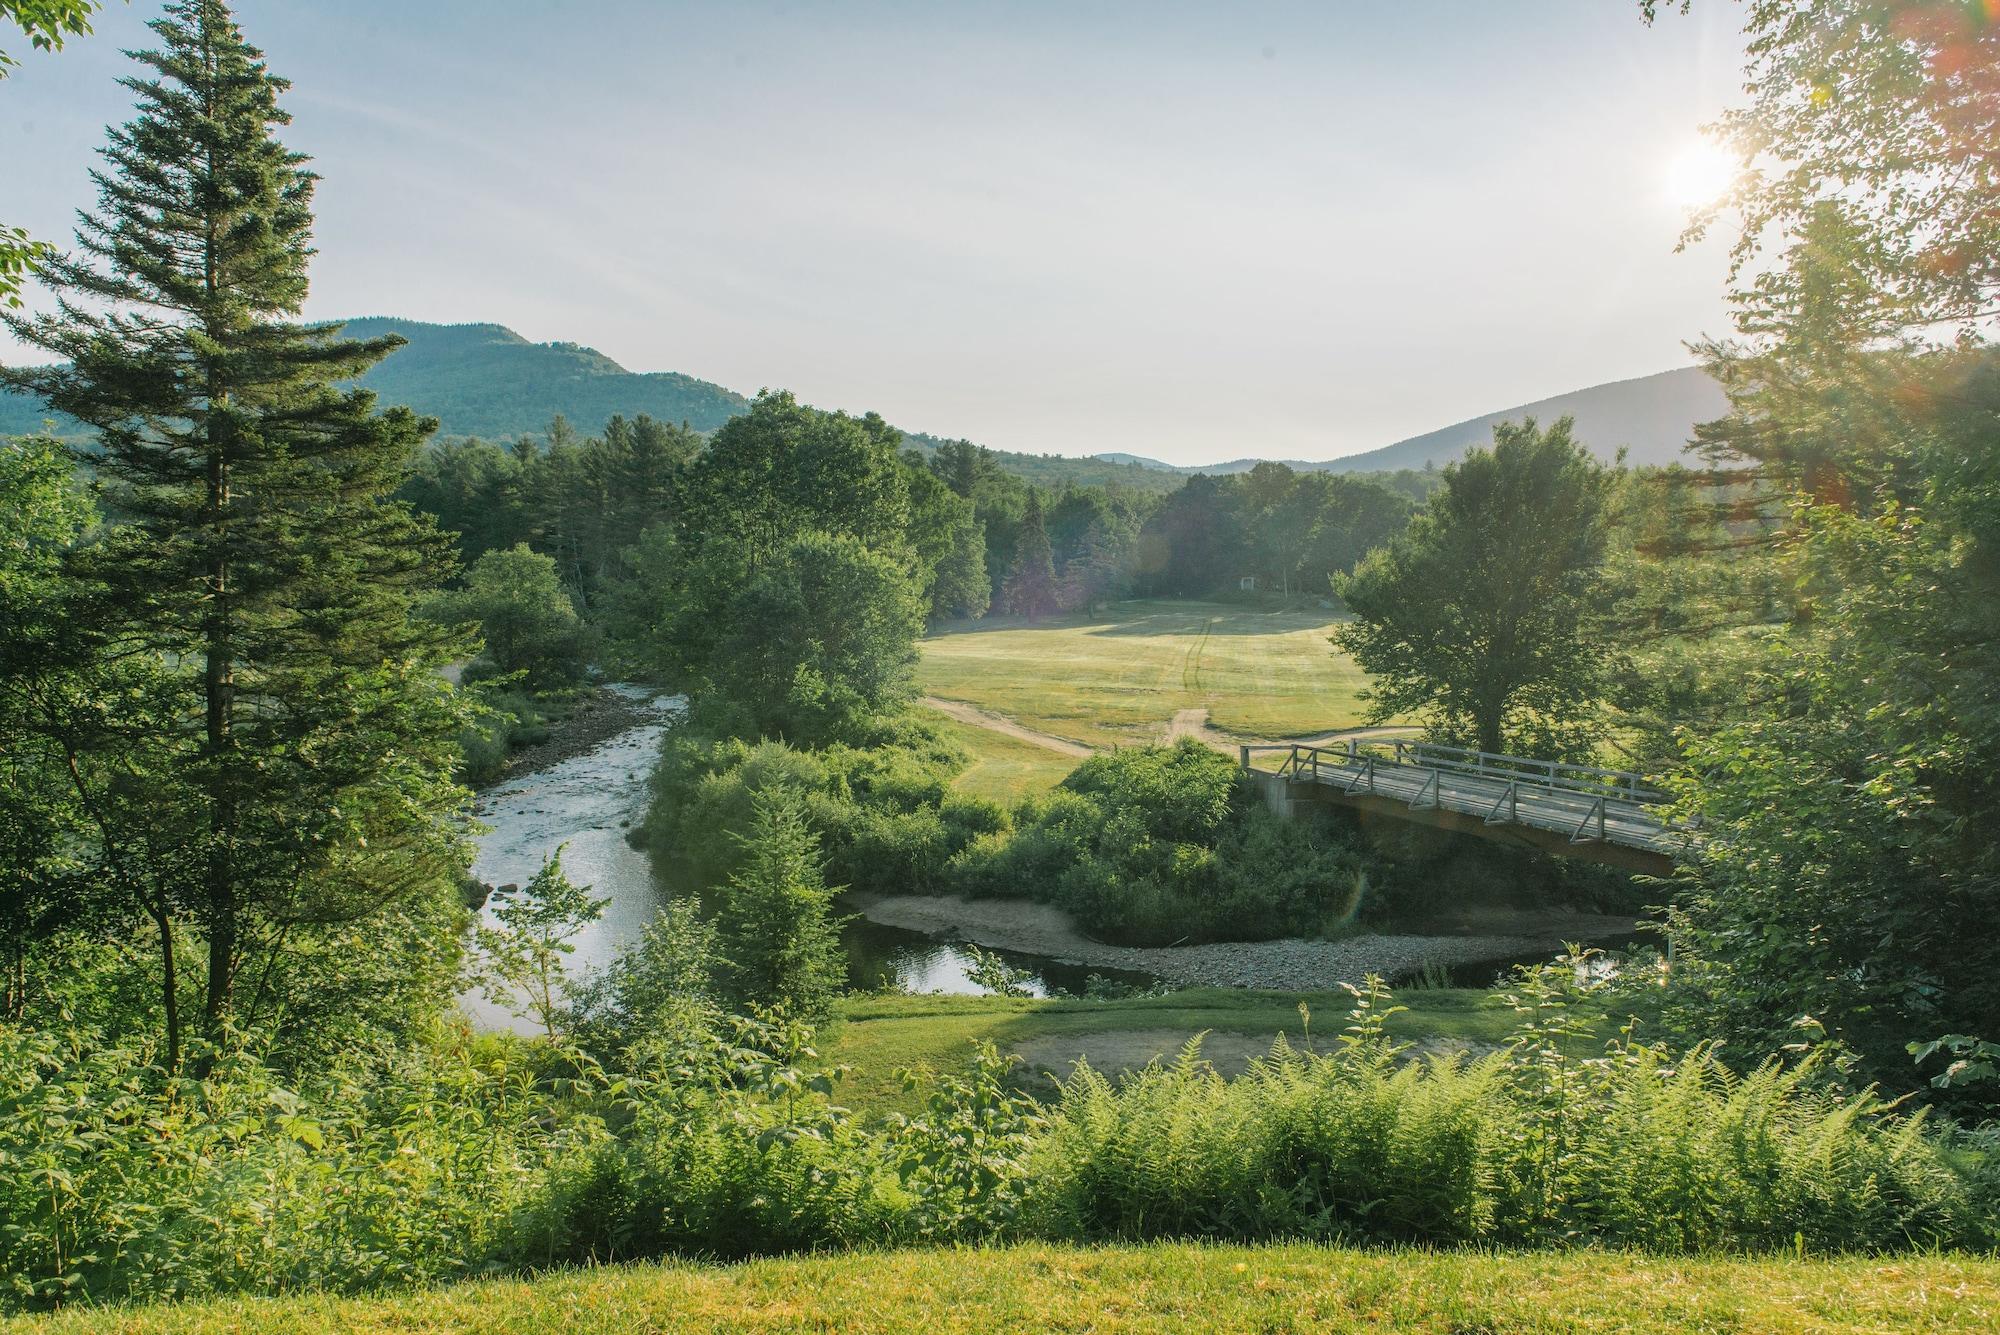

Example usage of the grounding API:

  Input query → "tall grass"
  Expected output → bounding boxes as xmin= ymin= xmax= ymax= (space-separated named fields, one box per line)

xmin=2 ymin=966 xmax=1993 ymax=1313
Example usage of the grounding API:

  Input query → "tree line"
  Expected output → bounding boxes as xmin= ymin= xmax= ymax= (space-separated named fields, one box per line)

xmin=402 ymin=416 xmax=1425 ymax=631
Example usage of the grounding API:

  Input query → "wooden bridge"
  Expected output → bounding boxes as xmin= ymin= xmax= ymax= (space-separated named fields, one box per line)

xmin=1238 ymin=737 xmax=1692 ymax=875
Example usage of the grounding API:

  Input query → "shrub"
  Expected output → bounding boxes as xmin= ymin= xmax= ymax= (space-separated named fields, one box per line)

xmin=643 ymin=714 xmax=994 ymax=900
xmin=0 ymin=1027 xmax=605 ymax=1310
xmin=955 ymin=741 xmax=1371 ymax=945
xmin=1021 ymin=970 xmax=1996 ymax=1252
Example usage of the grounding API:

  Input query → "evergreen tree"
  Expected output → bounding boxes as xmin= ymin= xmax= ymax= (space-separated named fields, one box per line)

xmin=714 ymin=789 xmax=846 ymax=1019
xmin=1 ymin=0 xmax=470 ymax=1063
xmin=1003 ymin=489 xmax=1060 ymax=619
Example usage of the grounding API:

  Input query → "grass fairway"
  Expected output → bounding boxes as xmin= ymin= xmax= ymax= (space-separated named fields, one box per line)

xmin=18 ymin=1244 xmax=1994 ymax=1333
xmin=919 ymin=705 xmax=1079 ymax=804
xmin=828 ymin=988 xmax=1542 ymax=1118
xmin=920 ymin=599 xmax=1377 ymax=748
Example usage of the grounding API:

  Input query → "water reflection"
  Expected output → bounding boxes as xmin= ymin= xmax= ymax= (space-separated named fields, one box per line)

xmin=840 ymin=911 xmax=1158 ymax=998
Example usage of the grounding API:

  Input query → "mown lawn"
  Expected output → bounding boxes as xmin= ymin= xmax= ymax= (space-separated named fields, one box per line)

xmin=918 ymin=706 xmax=1079 ymax=804
xmin=919 ymin=599 xmax=1378 ymax=748
xmin=827 ymin=987 xmax=1598 ymax=1119
xmin=16 ymin=1243 xmax=1994 ymax=1333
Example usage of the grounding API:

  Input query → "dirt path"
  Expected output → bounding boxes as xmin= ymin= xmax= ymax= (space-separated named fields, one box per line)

xmin=1162 ymin=705 xmax=1420 ymax=756
xmin=929 ymin=693 xmax=1417 ymax=763
xmin=920 ymin=696 xmax=1094 ymax=758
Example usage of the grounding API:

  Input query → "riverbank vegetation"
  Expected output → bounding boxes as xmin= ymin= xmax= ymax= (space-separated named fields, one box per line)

xmin=0 ymin=0 xmax=1996 ymax=1323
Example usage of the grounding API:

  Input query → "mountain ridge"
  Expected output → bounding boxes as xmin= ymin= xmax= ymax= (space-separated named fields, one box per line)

xmin=3 ymin=319 xmax=1725 ymax=479
xmin=1089 ymin=366 xmax=1726 ymax=476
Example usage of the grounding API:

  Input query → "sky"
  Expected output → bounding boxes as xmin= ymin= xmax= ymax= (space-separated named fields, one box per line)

xmin=3 ymin=1 xmax=1748 ymax=464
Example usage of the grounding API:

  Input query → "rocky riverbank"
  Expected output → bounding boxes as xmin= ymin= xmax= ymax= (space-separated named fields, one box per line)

xmin=485 ymin=685 xmax=681 ymax=786
xmin=847 ymin=892 xmax=1615 ymax=991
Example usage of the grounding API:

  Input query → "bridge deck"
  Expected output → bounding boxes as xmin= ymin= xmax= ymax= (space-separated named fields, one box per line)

xmin=1241 ymin=739 xmax=1691 ymax=858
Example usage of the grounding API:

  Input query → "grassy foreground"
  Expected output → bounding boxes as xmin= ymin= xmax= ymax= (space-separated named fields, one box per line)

xmin=920 ymin=599 xmax=1376 ymax=747
xmin=14 ymin=1243 xmax=1994 ymax=1333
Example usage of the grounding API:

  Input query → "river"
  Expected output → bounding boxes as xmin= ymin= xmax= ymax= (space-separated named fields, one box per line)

xmin=461 ymin=687 xmax=1134 ymax=1029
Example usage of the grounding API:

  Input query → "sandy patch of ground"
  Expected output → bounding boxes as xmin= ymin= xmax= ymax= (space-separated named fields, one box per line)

xmin=847 ymin=892 xmax=1563 ymax=992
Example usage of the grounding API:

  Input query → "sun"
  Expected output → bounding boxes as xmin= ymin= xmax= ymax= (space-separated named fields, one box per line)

xmin=1661 ymin=138 xmax=1738 ymax=210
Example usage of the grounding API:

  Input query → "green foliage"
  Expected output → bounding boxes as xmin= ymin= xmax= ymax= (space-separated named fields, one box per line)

xmin=0 ymin=1026 xmax=608 ymax=1309
xmin=644 ymin=714 xmax=997 ymax=900
xmin=961 ymin=946 xmax=1034 ymax=999
xmin=0 ymin=0 xmax=474 ymax=1066
xmin=1001 ymin=490 xmax=1060 ymax=618
xmin=612 ymin=394 xmax=937 ymax=745
xmin=4 ymin=969 xmax=1993 ymax=1313
xmin=566 ymin=898 xmax=719 ymax=1053
xmin=1023 ymin=965 xmax=1992 ymax=1252
xmin=955 ymin=741 xmax=1371 ymax=945
xmin=1665 ymin=0 xmax=1999 ymax=344
xmin=1335 ymin=417 xmax=1615 ymax=757
xmin=712 ymin=791 xmax=847 ymax=1019
xmin=1135 ymin=466 xmax=1412 ymax=601
xmin=888 ymin=1042 xmax=1044 ymax=1240
xmin=1665 ymin=495 xmax=2000 ymax=1101
xmin=1910 ymin=1036 xmax=2000 ymax=1093
xmin=555 ymin=1012 xmax=893 ymax=1262
xmin=0 ymin=1 xmax=99 ymax=305
xmin=702 ymin=529 xmax=926 ymax=744
xmin=474 ymin=850 xmax=608 ymax=1040
xmin=430 ymin=543 xmax=592 ymax=690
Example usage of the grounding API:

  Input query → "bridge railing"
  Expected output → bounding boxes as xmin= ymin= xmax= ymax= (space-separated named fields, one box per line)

xmin=1241 ymin=738 xmax=1670 ymax=808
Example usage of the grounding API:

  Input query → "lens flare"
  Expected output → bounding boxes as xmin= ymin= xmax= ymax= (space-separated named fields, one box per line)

xmin=1661 ymin=138 xmax=1738 ymax=209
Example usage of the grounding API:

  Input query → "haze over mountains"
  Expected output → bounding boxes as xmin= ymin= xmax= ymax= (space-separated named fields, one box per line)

xmin=2 ymin=317 xmax=1725 ymax=477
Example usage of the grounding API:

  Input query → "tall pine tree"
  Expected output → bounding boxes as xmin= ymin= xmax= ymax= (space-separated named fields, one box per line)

xmin=2 ymin=0 xmax=470 ymax=1065
xmin=1003 ymin=489 xmax=1060 ymax=619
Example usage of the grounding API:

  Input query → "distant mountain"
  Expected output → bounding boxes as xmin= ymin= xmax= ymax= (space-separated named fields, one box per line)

xmin=1 ymin=317 xmax=1187 ymax=492
xmin=0 ymin=316 xmax=754 ymax=441
xmin=336 ymin=317 xmax=750 ymax=438
xmin=1092 ymin=366 xmax=1727 ymax=477
xmin=6 ymin=322 xmax=1724 ymax=486
xmin=1322 ymin=366 xmax=1728 ymax=473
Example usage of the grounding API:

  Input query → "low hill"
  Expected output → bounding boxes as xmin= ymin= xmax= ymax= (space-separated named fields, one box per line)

xmin=6 ymin=324 xmax=1723 ymax=485
xmin=336 ymin=317 xmax=751 ymax=437
xmin=0 ymin=319 xmax=1184 ymax=493
xmin=1095 ymin=366 xmax=1728 ymax=477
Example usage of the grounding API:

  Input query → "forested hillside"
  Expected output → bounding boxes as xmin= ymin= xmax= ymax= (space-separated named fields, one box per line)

xmin=337 ymin=318 xmax=750 ymax=437
xmin=2 ymin=319 xmax=1715 ymax=487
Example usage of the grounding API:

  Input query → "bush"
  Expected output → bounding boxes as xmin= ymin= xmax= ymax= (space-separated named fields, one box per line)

xmin=954 ymin=741 xmax=1370 ymax=944
xmin=4 ymin=967 xmax=1993 ymax=1314
xmin=1023 ymin=972 xmax=1996 ymax=1252
xmin=542 ymin=1014 xmax=900 ymax=1261
xmin=643 ymin=714 xmax=999 ymax=900
xmin=0 ymin=1027 xmax=605 ymax=1309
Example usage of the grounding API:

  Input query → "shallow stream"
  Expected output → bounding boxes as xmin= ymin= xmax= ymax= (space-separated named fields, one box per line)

xmin=461 ymin=690 xmax=1147 ymax=1028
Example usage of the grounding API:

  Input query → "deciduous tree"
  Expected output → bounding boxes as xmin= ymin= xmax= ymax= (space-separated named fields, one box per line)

xmin=1334 ymin=418 xmax=1613 ymax=757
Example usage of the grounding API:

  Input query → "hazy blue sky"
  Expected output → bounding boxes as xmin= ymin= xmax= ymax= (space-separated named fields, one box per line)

xmin=4 ymin=1 xmax=1746 ymax=463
